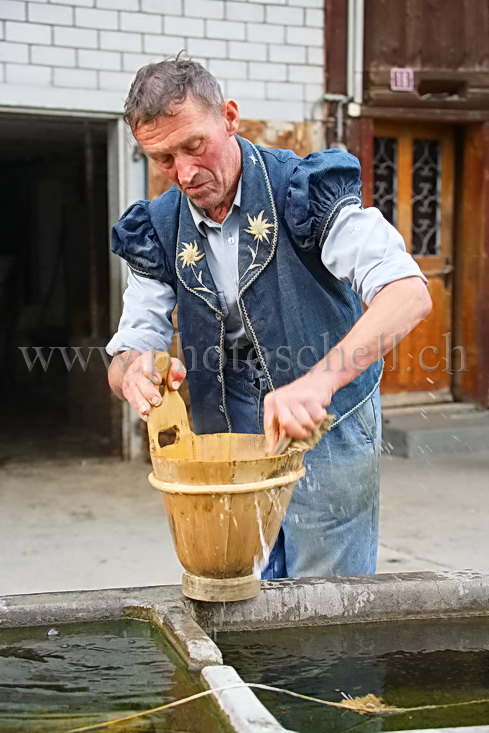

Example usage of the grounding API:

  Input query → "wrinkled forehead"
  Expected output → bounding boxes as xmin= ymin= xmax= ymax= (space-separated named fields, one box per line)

xmin=167 ymin=94 xmax=220 ymax=117
xmin=134 ymin=98 xmax=222 ymax=151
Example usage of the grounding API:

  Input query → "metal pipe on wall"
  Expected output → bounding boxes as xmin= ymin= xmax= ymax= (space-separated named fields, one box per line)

xmin=347 ymin=0 xmax=364 ymax=117
xmin=323 ymin=93 xmax=351 ymax=148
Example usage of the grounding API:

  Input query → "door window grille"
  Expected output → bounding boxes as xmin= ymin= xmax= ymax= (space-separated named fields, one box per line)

xmin=373 ymin=135 xmax=442 ymax=257
xmin=411 ymin=139 xmax=441 ymax=256
xmin=373 ymin=136 xmax=398 ymax=227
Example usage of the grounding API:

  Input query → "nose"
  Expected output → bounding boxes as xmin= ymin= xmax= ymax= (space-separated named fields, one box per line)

xmin=174 ymin=155 xmax=199 ymax=187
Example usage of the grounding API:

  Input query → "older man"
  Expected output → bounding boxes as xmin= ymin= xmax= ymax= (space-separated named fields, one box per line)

xmin=107 ymin=56 xmax=431 ymax=579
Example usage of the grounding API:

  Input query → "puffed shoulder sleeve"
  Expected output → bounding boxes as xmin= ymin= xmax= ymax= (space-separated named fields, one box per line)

xmin=284 ymin=149 xmax=362 ymax=250
xmin=111 ymin=200 xmax=172 ymax=282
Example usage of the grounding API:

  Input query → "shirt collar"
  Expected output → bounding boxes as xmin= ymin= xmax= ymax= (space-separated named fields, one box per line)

xmin=187 ymin=177 xmax=242 ymax=235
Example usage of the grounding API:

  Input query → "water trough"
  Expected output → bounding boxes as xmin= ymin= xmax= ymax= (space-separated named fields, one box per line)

xmin=1 ymin=570 xmax=488 ymax=732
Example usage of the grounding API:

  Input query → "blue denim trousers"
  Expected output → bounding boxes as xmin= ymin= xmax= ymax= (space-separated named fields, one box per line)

xmin=224 ymin=358 xmax=381 ymax=579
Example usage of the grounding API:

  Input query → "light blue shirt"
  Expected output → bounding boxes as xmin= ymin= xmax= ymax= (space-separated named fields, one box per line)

xmin=188 ymin=180 xmax=245 ymax=345
xmin=106 ymin=191 xmax=426 ymax=356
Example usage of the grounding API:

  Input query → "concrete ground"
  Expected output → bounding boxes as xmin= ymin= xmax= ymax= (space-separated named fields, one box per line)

xmin=0 ymin=450 xmax=488 ymax=596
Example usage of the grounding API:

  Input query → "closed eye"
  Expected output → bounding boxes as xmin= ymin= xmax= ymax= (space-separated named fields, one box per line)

xmin=185 ymin=138 xmax=205 ymax=153
xmin=151 ymin=154 xmax=173 ymax=169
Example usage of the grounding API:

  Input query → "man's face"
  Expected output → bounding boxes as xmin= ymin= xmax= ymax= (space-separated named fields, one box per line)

xmin=134 ymin=96 xmax=241 ymax=210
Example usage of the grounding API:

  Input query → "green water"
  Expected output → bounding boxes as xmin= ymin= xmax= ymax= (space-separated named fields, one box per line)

xmin=0 ymin=618 xmax=228 ymax=733
xmin=217 ymin=616 xmax=489 ymax=732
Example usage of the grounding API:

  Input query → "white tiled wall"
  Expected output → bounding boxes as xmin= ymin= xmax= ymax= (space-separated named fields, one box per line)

xmin=0 ymin=0 xmax=324 ymax=121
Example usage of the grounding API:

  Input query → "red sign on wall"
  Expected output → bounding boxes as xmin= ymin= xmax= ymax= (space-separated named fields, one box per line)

xmin=390 ymin=68 xmax=415 ymax=92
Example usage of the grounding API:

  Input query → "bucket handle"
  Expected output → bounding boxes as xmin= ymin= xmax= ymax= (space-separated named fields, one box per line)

xmin=147 ymin=351 xmax=192 ymax=457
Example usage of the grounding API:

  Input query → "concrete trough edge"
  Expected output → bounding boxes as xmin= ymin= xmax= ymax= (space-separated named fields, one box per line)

xmin=190 ymin=570 xmax=489 ymax=631
xmin=0 ymin=584 xmax=184 ymax=628
xmin=124 ymin=602 xmax=223 ymax=671
xmin=201 ymin=665 xmax=296 ymax=733
xmin=1 ymin=572 xmax=488 ymax=633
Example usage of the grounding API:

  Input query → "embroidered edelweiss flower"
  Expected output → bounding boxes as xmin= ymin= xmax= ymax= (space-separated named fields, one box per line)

xmin=178 ymin=240 xmax=204 ymax=267
xmin=245 ymin=210 xmax=274 ymax=243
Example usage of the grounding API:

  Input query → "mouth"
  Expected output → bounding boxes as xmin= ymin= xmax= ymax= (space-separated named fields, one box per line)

xmin=185 ymin=181 xmax=209 ymax=195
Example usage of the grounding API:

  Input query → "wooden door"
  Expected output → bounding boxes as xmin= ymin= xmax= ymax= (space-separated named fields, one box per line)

xmin=373 ymin=123 xmax=455 ymax=403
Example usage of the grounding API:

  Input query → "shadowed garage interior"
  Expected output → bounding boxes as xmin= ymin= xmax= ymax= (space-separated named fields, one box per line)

xmin=0 ymin=113 xmax=120 ymax=461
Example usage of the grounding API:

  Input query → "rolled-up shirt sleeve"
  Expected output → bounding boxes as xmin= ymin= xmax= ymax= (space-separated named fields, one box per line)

xmin=106 ymin=269 xmax=176 ymax=356
xmin=321 ymin=204 xmax=428 ymax=306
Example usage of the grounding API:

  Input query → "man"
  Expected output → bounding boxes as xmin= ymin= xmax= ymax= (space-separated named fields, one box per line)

xmin=107 ymin=56 xmax=431 ymax=579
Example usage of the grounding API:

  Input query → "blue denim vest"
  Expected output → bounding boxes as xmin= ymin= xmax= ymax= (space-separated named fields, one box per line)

xmin=112 ymin=136 xmax=382 ymax=434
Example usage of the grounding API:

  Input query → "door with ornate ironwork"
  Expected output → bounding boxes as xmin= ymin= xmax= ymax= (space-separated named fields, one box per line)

xmin=373 ymin=123 xmax=455 ymax=403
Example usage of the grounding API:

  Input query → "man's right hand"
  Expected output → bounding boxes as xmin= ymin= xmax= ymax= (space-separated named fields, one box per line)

xmin=108 ymin=350 xmax=186 ymax=422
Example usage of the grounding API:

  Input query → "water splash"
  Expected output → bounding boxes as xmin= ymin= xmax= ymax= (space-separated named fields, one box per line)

xmin=253 ymin=495 xmax=270 ymax=578
xmin=221 ymin=494 xmax=237 ymax=530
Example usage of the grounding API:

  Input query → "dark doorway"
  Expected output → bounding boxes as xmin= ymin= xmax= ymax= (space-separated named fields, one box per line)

xmin=0 ymin=113 xmax=120 ymax=462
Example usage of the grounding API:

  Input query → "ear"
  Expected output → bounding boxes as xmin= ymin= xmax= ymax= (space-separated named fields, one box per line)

xmin=222 ymin=99 xmax=240 ymax=137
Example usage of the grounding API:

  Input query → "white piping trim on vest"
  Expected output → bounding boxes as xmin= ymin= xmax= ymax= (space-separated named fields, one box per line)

xmin=128 ymin=262 xmax=151 ymax=277
xmin=237 ymin=142 xmax=277 ymax=393
xmin=218 ymin=319 xmax=232 ymax=432
xmin=318 ymin=195 xmax=361 ymax=248
xmin=238 ymin=142 xmax=278 ymax=299
xmin=330 ymin=360 xmax=384 ymax=429
xmin=240 ymin=299 xmax=275 ymax=392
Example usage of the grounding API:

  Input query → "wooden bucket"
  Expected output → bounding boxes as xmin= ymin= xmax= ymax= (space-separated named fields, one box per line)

xmin=147 ymin=353 xmax=306 ymax=602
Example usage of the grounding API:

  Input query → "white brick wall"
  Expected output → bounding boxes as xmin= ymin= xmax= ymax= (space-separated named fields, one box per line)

xmin=0 ymin=0 xmax=324 ymax=121
xmin=3 ymin=1 xmax=27 ymax=21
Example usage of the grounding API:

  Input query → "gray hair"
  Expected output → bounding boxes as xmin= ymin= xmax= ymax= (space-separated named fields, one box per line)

xmin=124 ymin=54 xmax=224 ymax=129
